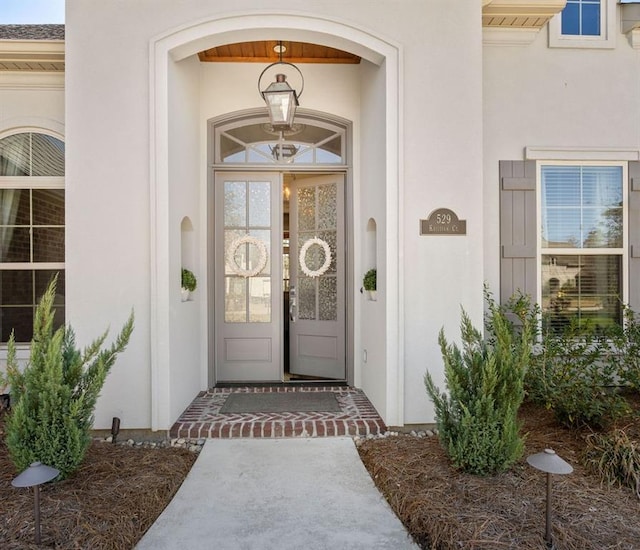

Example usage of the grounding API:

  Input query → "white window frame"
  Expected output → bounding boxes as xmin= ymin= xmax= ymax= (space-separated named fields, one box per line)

xmin=536 ymin=160 xmax=628 ymax=330
xmin=549 ymin=0 xmax=617 ymax=48
xmin=0 ymin=130 xmax=65 ymax=346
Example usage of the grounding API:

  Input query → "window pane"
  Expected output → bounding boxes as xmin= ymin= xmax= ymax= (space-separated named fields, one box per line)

xmin=542 ymin=254 xmax=621 ymax=333
xmin=35 ymin=270 xmax=64 ymax=305
xmin=33 ymin=228 xmax=65 ymax=262
xmin=225 ymin=276 xmax=247 ymax=323
xmin=0 ymin=270 xmax=33 ymax=305
xmin=582 ymin=3 xmax=600 ymax=36
xmin=298 ymin=276 xmax=316 ymax=320
xmin=541 ymin=165 xmax=622 ymax=249
xmin=319 ymin=276 xmax=337 ymax=321
xmin=33 ymin=189 xmax=65 ymax=225
xmin=0 ymin=270 xmax=64 ymax=342
xmin=224 ymin=182 xmax=246 ymax=227
xmin=2 ymin=227 xmax=30 ymax=262
xmin=248 ymin=277 xmax=271 ymax=323
xmin=248 ymin=182 xmax=270 ymax=227
xmin=1 ymin=306 xmax=33 ymax=342
xmin=31 ymin=134 xmax=64 ymax=176
xmin=0 ymin=133 xmax=31 ymax=176
xmin=561 ymin=2 xmax=580 ymax=35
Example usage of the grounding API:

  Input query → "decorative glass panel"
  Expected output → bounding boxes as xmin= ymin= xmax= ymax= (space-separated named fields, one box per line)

xmin=217 ymin=118 xmax=345 ymax=165
xmin=298 ymin=277 xmax=316 ymax=320
xmin=223 ymin=180 xmax=272 ymax=323
xmin=319 ymin=277 xmax=337 ymax=321
xmin=318 ymin=184 xmax=337 ymax=230
xmin=224 ymin=182 xmax=246 ymax=227
xmin=298 ymin=187 xmax=315 ymax=232
xmin=248 ymin=277 xmax=271 ymax=323
xmin=249 ymin=182 xmax=270 ymax=227
xmin=225 ymin=276 xmax=247 ymax=323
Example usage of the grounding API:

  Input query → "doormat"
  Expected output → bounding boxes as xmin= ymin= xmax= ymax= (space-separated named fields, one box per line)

xmin=219 ymin=392 xmax=341 ymax=414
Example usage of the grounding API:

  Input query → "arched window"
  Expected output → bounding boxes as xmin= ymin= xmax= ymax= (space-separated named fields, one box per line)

xmin=213 ymin=112 xmax=348 ymax=166
xmin=0 ymin=131 xmax=65 ymax=343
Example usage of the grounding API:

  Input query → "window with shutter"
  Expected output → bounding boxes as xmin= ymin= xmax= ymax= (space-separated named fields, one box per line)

xmin=500 ymin=160 xmax=639 ymax=331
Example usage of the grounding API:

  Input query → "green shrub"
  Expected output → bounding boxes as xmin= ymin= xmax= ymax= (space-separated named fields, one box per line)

xmin=181 ymin=268 xmax=197 ymax=292
xmin=363 ymin=268 xmax=376 ymax=291
xmin=424 ymin=291 xmax=535 ymax=475
xmin=526 ymin=319 xmax=629 ymax=429
xmin=609 ymin=306 xmax=640 ymax=392
xmin=5 ymin=277 xmax=134 ymax=479
xmin=583 ymin=429 xmax=640 ymax=498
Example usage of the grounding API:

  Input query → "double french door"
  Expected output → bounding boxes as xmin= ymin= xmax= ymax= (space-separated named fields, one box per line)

xmin=214 ymin=171 xmax=345 ymax=382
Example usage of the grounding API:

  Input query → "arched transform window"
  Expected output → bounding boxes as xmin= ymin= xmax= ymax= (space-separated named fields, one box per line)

xmin=213 ymin=113 xmax=347 ymax=166
xmin=0 ymin=132 xmax=65 ymax=342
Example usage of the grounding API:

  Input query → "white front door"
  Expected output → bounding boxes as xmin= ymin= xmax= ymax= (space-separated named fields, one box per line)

xmin=214 ymin=171 xmax=345 ymax=382
xmin=288 ymin=174 xmax=346 ymax=380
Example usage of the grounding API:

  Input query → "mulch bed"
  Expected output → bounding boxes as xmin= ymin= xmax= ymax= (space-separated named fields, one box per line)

xmin=2 ymin=400 xmax=640 ymax=549
xmin=358 ymin=400 xmax=640 ymax=550
xmin=0 ymin=413 xmax=196 ymax=549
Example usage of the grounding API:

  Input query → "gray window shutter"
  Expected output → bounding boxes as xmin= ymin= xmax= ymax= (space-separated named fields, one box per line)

xmin=500 ymin=160 xmax=537 ymax=305
xmin=629 ymin=161 xmax=640 ymax=311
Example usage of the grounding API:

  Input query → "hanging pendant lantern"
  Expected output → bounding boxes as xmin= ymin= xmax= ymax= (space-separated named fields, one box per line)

xmin=258 ymin=42 xmax=304 ymax=130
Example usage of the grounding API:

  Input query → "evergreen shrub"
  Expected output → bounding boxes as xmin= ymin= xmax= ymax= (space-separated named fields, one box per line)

xmin=5 ymin=277 xmax=134 ymax=479
xmin=424 ymin=290 xmax=535 ymax=476
xmin=526 ymin=319 xmax=630 ymax=429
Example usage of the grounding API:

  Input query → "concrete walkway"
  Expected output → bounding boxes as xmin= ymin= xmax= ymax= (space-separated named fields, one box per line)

xmin=136 ymin=438 xmax=419 ymax=550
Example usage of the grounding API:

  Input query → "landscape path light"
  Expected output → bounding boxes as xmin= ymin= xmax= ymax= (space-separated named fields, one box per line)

xmin=12 ymin=461 xmax=60 ymax=544
xmin=527 ymin=448 xmax=573 ymax=548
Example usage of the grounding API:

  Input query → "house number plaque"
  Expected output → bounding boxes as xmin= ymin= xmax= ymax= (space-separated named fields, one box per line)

xmin=420 ymin=208 xmax=466 ymax=236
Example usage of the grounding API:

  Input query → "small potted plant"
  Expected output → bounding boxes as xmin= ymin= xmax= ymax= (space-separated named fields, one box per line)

xmin=181 ymin=268 xmax=197 ymax=302
xmin=363 ymin=268 xmax=377 ymax=301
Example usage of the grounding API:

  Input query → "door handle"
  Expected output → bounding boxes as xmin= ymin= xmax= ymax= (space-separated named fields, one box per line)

xmin=289 ymin=285 xmax=296 ymax=322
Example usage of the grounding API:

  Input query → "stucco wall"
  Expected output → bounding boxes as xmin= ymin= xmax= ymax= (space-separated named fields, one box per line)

xmin=65 ymin=0 xmax=485 ymax=429
xmin=482 ymin=17 xmax=640 ymax=308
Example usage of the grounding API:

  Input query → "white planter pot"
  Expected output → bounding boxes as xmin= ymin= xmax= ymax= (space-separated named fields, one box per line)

xmin=181 ymin=288 xmax=191 ymax=302
xmin=367 ymin=290 xmax=377 ymax=301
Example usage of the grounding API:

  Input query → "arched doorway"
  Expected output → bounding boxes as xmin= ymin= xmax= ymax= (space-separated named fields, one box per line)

xmin=209 ymin=112 xmax=350 ymax=384
xmin=150 ymin=13 xmax=403 ymax=429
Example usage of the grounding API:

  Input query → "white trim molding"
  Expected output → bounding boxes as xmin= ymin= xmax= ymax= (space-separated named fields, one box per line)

xmin=622 ymin=4 xmax=640 ymax=48
xmin=482 ymin=0 xmax=567 ymax=44
xmin=526 ymin=146 xmax=640 ymax=161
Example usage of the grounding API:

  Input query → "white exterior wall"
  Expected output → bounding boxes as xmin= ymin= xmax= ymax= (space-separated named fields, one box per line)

xmin=483 ymin=17 xmax=640 ymax=303
xmin=64 ymin=0 xmax=485 ymax=430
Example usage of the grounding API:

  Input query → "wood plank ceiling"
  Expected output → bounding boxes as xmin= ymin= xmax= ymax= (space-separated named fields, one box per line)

xmin=198 ymin=41 xmax=361 ymax=64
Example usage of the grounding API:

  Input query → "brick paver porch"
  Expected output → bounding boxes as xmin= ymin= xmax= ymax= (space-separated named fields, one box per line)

xmin=170 ymin=385 xmax=386 ymax=439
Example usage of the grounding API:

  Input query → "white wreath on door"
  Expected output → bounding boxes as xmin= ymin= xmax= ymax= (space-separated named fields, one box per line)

xmin=227 ymin=235 xmax=269 ymax=278
xmin=299 ymin=237 xmax=332 ymax=278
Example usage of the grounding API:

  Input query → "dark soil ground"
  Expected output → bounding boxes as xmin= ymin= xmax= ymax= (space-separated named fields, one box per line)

xmin=2 ymin=401 xmax=640 ymax=549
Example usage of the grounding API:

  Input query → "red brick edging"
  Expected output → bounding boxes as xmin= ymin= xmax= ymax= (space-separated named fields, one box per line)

xmin=170 ymin=386 xmax=386 ymax=439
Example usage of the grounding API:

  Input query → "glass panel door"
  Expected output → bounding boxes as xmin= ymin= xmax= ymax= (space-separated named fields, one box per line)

xmin=215 ymin=172 xmax=281 ymax=381
xmin=289 ymin=174 xmax=345 ymax=379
